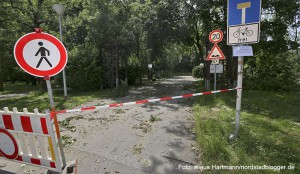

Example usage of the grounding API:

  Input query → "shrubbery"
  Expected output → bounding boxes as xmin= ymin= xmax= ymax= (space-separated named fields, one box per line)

xmin=127 ymin=65 xmax=143 ymax=85
xmin=192 ymin=65 xmax=204 ymax=78
xmin=244 ymin=51 xmax=299 ymax=92
xmin=66 ymin=44 xmax=102 ymax=90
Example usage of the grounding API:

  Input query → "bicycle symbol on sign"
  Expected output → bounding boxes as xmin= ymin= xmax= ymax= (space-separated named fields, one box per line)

xmin=233 ymin=27 xmax=253 ymax=38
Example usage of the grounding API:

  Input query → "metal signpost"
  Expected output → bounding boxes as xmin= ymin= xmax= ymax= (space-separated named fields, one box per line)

xmin=210 ymin=64 xmax=223 ymax=74
xmin=227 ymin=0 xmax=262 ymax=139
xmin=207 ymin=30 xmax=225 ymax=93
xmin=210 ymin=64 xmax=224 ymax=93
xmin=53 ymin=4 xmax=68 ymax=100
xmin=214 ymin=63 xmax=217 ymax=93
xmin=13 ymin=28 xmax=68 ymax=167
xmin=52 ymin=4 xmax=67 ymax=100
xmin=211 ymin=59 xmax=219 ymax=93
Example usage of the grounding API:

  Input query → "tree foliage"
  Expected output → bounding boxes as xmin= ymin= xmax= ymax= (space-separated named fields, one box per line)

xmin=0 ymin=0 xmax=299 ymax=91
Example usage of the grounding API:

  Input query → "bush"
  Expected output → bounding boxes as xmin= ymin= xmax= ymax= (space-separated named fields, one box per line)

xmin=66 ymin=44 xmax=102 ymax=90
xmin=244 ymin=51 xmax=298 ymax=92
xmin=127 ymin=65 xmax=142 ymax=85
xmin=192 ymin=65 xmax=204 ymax=78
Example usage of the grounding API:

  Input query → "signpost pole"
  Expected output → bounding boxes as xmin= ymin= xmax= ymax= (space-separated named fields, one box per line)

xmin=228 ymin=0 xmax=261 ymax=139
xmin=44 ymin=76 xmax=66 ymax=168
xmin=59 ymin=14 xmax=68 ymax=100
xmin=214 ymin=64 xmax=217 ymax=95
xmin=53 ymin=4 xmax=67 ymax=100
xmin=230 ymin=2 xmax=250 ymax=139
xmin=232 ymin=56 xmax=243 ymax=138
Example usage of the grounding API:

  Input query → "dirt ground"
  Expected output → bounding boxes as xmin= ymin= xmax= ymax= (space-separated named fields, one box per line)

xmin=1 ymin=76 xmax=201 ymax=174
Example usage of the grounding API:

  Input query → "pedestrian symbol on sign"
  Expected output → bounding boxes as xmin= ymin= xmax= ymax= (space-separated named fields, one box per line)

xmin=14 ymin=31 xmax=67 ymax=77
xmin=35 ymin=42 xmax=52 ymax=68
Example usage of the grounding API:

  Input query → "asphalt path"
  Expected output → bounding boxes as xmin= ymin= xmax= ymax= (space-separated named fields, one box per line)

xmin=1 ymin=76 xmax=200 ymax=174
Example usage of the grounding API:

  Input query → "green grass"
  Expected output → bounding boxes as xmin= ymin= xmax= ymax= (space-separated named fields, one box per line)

xmin=194 ymin=91 xmax=300 ymax=174
xmin=0 ymin=82 xmax=38 ymax=95
xmin=0 ymin=82 xmax=127 ymax=113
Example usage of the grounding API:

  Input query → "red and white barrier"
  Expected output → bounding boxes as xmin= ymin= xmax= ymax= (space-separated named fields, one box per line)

xmin=0 ymin=107 xmax=62 ymax=173
xmin=55 ymin=88 xmax=237 ymax=114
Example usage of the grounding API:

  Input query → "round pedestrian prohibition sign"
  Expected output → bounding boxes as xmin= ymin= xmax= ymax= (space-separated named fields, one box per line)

xmin=14 ymin=32 xmax=67 ymax=77
xmin=0 ymin=128 xmax=19 ymax=159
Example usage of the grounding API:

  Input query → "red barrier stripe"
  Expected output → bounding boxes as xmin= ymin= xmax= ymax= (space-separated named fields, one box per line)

xmin=14 ymin=155 xmax=55 ymax=169
xmin=160 ymin=97 xmax=172 ymax=101
xmin=136 ymin=100 xmax=149 ymax=104
xmin=0 ymin=153 xmax=2 ymax=157
xmin=20 ymin=116 xmax=33 ymax=133
xmin=31 ymin=158 xmax=41 ymax=165
xmin=182 ymin=94 xmax=193 ymax=98
xmin=40 ymin=118 xmax=48 ymax=135
xmin=56 ymin=110 xmax=67 ymax=114
xmin=81 ymin=106 xmax=96 ymax=111
xmin=109 ymin=103 xmax=123 ymax=107
xmin=220 ymin=89 xmax=229 ymax=92
xmin=15 ymin=156 xmax=22 ymax=161
xmin=54 ymin=88 xmax=236 ymax=114
xmin=202 ymin=91 xmax=212 ymax=95
xmin=50 ymin=162 xmax=56 ymax=168
xmin=50 ymin=112 xmax=55 ymax=120
xmin=3 ymin=115 xmax=14 ymax=130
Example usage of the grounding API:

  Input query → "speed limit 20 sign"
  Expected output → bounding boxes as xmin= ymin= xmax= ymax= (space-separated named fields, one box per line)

xmin=207 ymin=29 xmax=226 ymax=60
xmin=209 ymin=30 xmax=224 ymax=43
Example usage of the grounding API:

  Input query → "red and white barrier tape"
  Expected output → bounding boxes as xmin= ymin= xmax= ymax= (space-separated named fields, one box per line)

xmin=54 ymin=88 xmax=237 ymax=114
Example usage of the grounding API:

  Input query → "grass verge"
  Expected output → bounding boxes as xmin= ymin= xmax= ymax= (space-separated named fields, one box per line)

xmin=194 ymin=90 xmax=299 ymax=174
xmin=0 ymin=82 xmax=128 ymax=112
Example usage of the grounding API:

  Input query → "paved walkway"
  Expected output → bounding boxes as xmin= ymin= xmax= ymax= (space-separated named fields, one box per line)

xmin=0 ymin=76 xmax=200 ymax=174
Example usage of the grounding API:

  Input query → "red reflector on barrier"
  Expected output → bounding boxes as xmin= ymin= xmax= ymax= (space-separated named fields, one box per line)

xmin=50 ymin=162 xmax=56 ymax=168
xmin=31 ymin=158 xmax=41 ymax=165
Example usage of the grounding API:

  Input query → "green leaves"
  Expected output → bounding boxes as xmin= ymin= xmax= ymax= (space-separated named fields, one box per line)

xmin=0 ymin=0 xmax=299 ymax=91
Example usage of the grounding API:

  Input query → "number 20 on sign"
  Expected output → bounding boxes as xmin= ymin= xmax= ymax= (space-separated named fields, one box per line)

xmin=209 ymin=30 xmax=224 ymax=43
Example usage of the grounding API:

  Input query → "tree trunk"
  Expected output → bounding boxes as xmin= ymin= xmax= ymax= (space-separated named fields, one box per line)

xmin=110 ymin=49 xmax=114 ymax=88
xmin=205 ymin=39 xmax=211 ymax=90
xmin=40 ymin=78 xmax=47 ymax=92
xmin=233 ymin=56 xmax=238 ymax=87
xmin=135 ymin=33 xmax=140 ymax=60
xmin=0 ymin=56 xmax=3 ymax=91
xmin=0 ymin=72 xmax=3 ymax=91
xmin=99 ymin=47 xmax=104 ymax=89
xmin=115 ymin=44 xmax=119 ymax=89
xmin=194 ymin=24 xmax=204 ymax=63
xmin=125 ymin=56 xmax=128 ymax=85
